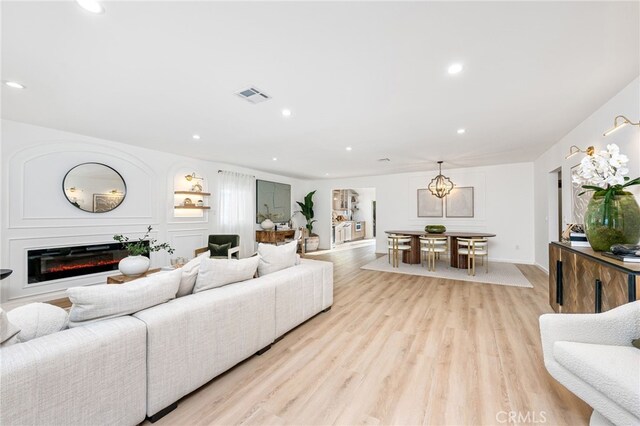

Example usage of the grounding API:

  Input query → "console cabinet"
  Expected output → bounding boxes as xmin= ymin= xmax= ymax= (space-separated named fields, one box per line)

xmin=548 ymin=242 xmax=639 ymax=313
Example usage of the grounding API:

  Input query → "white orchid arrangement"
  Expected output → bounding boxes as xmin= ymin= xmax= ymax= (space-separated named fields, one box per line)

xmin=572 ymin=144 xmax=639 ymax=197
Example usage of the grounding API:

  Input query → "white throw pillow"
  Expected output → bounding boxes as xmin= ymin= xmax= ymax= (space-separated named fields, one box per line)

xmin=0 ymin=308 xmax=20 ymax=347
xmin=257 ymin=241 xmax=298 ymax=276
xmin=6 ymin=303 xmax=69 ymax=343
xmin=177 ymin=252 xmax=209 ymax=297
xmin=67 ymin=267 xmax=181 ymax=327
xmin=193 ymin=256 xmax=260 ymax=293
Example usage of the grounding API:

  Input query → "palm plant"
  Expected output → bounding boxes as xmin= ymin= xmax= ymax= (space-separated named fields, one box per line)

xmin=296 ymin=191 xmax=317 ymax=236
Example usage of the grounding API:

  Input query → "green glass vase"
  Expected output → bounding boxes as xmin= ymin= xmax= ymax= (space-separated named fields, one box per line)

xmin=584 ymin=191 xmax=640 ymax=251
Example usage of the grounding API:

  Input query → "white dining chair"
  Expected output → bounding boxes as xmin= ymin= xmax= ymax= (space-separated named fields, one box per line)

xmin=457 ymin=238 xmax=489 ymax=275
xmin=419 ymin=236 xmax=448 ymax=271
xmin=387 ymin=234 xmax=411 ymax=268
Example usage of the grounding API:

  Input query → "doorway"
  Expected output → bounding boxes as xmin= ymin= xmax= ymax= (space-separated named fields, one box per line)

xmin=330 ymin=187 xmax=376 ymax=249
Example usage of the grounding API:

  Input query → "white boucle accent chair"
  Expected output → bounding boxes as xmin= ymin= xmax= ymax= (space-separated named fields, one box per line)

xmin=539 ymin=301 xmax=640 ymax=426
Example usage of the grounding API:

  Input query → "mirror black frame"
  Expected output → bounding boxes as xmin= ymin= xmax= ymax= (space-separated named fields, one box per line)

xmin=62 ymin=162 xmax=127 ymax=213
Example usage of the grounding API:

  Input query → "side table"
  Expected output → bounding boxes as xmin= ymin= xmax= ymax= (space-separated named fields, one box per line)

xmin=107 ymin=268 xmax=162 ymax=284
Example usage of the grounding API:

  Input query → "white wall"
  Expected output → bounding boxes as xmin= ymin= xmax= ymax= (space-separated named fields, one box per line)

xmin=0 ymin=120 xmax=306 ymax=304
xmin=533 ymin=76 xmax=640 ymax=271
xmin=307 ymin=162 xmax=535 ymax=264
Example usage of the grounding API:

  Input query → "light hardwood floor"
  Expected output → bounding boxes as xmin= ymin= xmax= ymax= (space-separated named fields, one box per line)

xmin=149 ymin=245 xmax=591 ymax=426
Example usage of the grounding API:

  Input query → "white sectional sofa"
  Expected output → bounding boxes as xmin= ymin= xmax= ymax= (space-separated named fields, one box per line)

xmin=0 ymin=316 xmax=148 ymax=425
xmin=0 ymin=258 xmax=334 ymax=425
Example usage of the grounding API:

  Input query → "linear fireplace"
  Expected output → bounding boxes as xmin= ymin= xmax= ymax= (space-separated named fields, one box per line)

xmin=27 ymin=241 xmax=149 ymax=284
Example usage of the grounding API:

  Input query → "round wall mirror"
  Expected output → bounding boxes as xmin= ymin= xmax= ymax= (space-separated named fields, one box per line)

xmin=62 ymin=163 xmax=127 ymax=213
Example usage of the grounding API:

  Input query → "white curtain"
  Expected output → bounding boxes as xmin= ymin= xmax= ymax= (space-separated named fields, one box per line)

xmin=217 ymin=171 xmax=255 ymax=258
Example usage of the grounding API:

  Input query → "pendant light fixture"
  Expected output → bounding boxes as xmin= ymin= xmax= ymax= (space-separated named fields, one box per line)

xmin=428 ymin=161 xmax=455 ymax=198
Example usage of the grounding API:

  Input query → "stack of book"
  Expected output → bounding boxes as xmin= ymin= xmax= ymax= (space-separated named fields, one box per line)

xmin=569 ymin=232 xmax=590 ymax=247
xmin=602 ymin=252 xmax=640 ymax=263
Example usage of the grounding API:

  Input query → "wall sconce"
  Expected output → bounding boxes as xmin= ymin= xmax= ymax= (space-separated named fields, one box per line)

xmin=184 ymin=172 xmax=203 ymax=181
xmin=603 ymin=115 xmax=639 ymax=137
xmin=566 ymin=145 xmax=595 ymax=159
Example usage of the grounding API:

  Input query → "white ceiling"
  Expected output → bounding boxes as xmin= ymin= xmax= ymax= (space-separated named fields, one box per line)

xmin=2 ymin=1 xmax=639 ymax=179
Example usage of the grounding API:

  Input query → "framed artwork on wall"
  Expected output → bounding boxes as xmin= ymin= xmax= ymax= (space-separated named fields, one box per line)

xmin=417 ymin=189 xmax=443 ymax=217
xmin=571 ymin=164 xmax=588 ymax=225
xmin=446 ymin=187 xmax=474 ymax=218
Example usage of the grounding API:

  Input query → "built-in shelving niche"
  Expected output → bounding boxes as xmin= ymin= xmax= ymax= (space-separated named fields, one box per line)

xmin=173 ymin=172 xmax=210 ymax=218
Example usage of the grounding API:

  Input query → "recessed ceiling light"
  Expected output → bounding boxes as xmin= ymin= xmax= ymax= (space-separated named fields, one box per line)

xmin=457 ymin=128 xmax=466 ymax=134
xmin=4 ymin=81 xmax=25 ymax=89
xmin=448 ymin=63 xmax=464 ymax=75
xmin=272 ymin=157 xmax=278 ymax=161
xmin=325 ymin=173 xmax=330 ymax=176
xmin=192 ymin=134 xmax=201 ymax=140
xmin=282 ymin=109 xmax=292 ymax=117
xmin=346 ymin=147 xmax=352 ymax=151
xmin=76 ymin=0 xmax=104 ymax=14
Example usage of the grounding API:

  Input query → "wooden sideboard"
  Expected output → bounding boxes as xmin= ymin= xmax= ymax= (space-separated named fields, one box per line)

xmin=256 ymin=229 xmax=295 ymax=244
xmin=548 ymin=242 xmax=639 ymax=313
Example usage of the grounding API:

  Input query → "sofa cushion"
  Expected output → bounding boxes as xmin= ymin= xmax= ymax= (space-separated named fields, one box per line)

xmin=0 ymin=308 xmax=20 ymax=347
xmin=193 ymin=256 xmax=260 ymax=293
xmin=6 ymin=303 xmax=69 ymax=343
xmin=554 ymin=341 xmax=640 ymax=418
xmin=209 ymin=242 xmax=232 ymax=258
xmin=67 ymin=268 xmax=181 ymax=327
xmin=177 ymin=252 xmax=208 ymax=297
xmin=257 ymin=241 xmax=297 ymax=276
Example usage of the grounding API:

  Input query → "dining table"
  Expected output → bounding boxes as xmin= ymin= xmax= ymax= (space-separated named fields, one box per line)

xmin=385 ymin=230 xmax=496 ymax=269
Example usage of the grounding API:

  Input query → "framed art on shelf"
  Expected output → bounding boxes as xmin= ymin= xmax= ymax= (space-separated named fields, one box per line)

xmin=446 ymin=187 xmax=474 ymax=218
xmin=417 ymin=189 xmax=443 ymax=217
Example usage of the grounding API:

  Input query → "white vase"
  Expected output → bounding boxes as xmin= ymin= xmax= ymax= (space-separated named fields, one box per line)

xmin=118 ymin=255 xmax=150 ymax=277
xmin=261 ymin=218 xmax=275 ymax=230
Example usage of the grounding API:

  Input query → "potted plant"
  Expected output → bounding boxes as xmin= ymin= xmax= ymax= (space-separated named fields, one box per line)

xmin=113 ymin=226 xmax=175 ymax=276
xmin=296 ymin=190 xmax=320 ymax=251
xmin=572 ymin=144 xmax=640 ymax=251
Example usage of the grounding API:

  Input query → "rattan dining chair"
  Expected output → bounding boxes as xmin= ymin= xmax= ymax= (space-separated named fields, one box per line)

xmin=457 ymin=237 xmax=489 ymax=275
xmin=419 ymin=236 xmax=448 ymax=271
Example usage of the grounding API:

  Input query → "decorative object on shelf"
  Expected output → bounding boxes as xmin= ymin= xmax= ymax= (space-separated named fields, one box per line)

xmin=428 ymin=161 xmax=455 ymax=199
xmin=196 ymin=200 xmax=204 ymax=207
xmin=296 ymin=191 xmax=320 ymax=251
xmin=572 ymin=144 xmax=640 ymax=251
xmin=446 ymin=186 xmax=474 ymax=218
xmin=63 ymin=162 xmax=126 ymax=213
xmin=566 ymin=145 xmax=594 ymax=159
xmin=113 ymin=226 xmax=175 ymax=276
xmin=417 ymin=189 xmax=443 ymax=217
xmin=425 ymin=225 xmax=446 ymax=234
xmin=603 ymin=115 xmax=640 ymax=137
xmin=183 ymin=198 xmax=194 ymax=206
xmin=191 ymin=182 xmax=203 ymax=192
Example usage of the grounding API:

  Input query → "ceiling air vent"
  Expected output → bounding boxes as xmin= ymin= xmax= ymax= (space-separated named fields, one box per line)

xmin=235 ymin=86 xmax=271 ymax=104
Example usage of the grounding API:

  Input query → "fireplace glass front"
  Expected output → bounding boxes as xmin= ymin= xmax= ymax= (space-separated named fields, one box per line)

xmin=27 ymin=242 xmax=148 ymax=284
